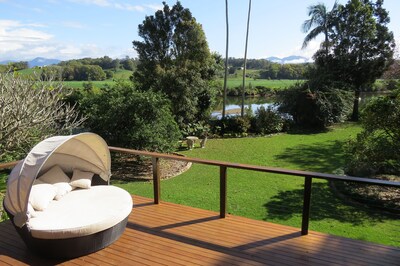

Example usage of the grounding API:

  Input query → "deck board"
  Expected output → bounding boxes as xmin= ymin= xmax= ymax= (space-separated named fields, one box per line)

xmin=0 ymin=195 xmax=399 ymax=265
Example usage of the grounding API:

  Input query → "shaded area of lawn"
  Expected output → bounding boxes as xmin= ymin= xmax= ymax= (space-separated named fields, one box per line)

xmin=274 ymin=140 xmax=346 ymax=173
xmin=264 ymin=182 xmax=394 ymax=225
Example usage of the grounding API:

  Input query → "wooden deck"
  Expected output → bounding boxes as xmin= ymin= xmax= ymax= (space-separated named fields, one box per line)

xmin=1 ymin=195 xmax=399 ymax=266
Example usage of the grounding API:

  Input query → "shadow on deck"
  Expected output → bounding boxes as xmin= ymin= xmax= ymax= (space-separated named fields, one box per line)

xmin=1 ymin=195 xmax=399 ymax=265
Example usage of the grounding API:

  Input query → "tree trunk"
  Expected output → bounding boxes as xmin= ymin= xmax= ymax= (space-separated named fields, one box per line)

xmin=351 ymin=89 xmax=361 ymax=121
xmin=222 ymin=0 xmax=229 ymax=121
xmin=241 ymin=0 xmax=252 ymax=117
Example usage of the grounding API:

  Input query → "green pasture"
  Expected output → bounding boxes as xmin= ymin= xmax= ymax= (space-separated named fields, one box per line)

xmin=220 ymin=77 xmax=303 ymax=89
xmin=115 ymin=123 xmax=400 ymax=247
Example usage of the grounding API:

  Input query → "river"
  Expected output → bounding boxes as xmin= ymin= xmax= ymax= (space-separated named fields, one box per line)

xmin=211 ymin=91 xmax=390 ymax=119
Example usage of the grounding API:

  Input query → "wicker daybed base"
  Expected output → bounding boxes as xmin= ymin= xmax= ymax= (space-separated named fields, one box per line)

xmin=6 ymin=208 xmax=129 ymax=259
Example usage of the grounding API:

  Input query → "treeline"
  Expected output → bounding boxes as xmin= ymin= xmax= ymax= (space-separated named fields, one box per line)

xmin=41 ymin=56 xmax=137 ymax=81
xmin=0 ymin=61 xmax=29 ymax=72
xmin=227 ymin=57 xmax=310 ymax=80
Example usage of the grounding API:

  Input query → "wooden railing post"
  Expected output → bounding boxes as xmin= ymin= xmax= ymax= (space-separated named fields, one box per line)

xmin=152 ymin=157 xmax=161 ymax=204
xmin=220 ymin=166 xmax=227 ymax=218
xmin=301 ymin=176 xmax=312 ymax=235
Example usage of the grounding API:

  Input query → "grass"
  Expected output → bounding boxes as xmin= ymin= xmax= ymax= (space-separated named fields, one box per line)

xmin=114 ymin=123 xmax=400 ymax=247
xmin=220 ymin=77 xmax=302 ymax=89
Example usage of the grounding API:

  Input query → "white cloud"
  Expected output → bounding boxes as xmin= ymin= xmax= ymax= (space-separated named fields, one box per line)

xmin=144 ymin=4 xmax=163 ymax=11
xmin=0 ymin=20 xmax=53 ymax=56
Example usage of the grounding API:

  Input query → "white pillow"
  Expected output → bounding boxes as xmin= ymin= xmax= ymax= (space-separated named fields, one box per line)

xmin=27 ymin=203 xmax=36 ymax=218
xmin=70 ymin=169 xmax=94 ymax=189
xmin=38 ymin=165 xmax=72 ymax=200
xmin=29 ymin=179 xmax=57 ymax=211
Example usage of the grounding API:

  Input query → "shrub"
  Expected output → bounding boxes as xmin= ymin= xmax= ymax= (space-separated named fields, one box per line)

xmin=346 ymin=89 xmax=400 ymax=176
xmin=0 ymin=72 xmax=85 ymax=162
xmin=278 ymin=83 xmax=352 ymax=128
xmin=210 ymin=116 xmax=250 ymax=137
xmin=253 ymin=106 xmax=284 ymax=135
xmin=78 ymin=81 xmax=181 ymax=153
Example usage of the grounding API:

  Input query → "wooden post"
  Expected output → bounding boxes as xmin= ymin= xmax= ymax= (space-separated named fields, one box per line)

xmin=220 ymin=166 xmax=227 ymax=218
xmin=301 ymin=176 xmax=312 ymax=235
xmin=152 ymin=157 xmax=161 ymax=204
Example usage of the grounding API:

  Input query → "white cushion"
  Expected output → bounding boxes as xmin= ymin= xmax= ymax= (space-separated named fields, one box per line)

xmin=27 ymin=203 xmax=37 ymax=218
xmin=70 ymin=169 xmax=94 ymax=189
xmin=27 ymin=185 xmax=133 ymax=239
xmin=29 ymin=180 xmax=57 ymax=211
xmin=38 ymin=165 xmax=72 ymax=200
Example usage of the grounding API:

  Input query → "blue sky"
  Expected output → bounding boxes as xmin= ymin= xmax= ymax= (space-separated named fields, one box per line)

xmin=0 ymin=0 xmax=399 ymax=61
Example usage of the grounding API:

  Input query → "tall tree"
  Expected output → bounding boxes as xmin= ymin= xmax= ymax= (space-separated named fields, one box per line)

xmin=302 ymin=1 xmax=339 ymax=53
xmin=222 ymin=0 xmax=229 ymax=120
xmin=325 ymin=0 xmax=395 ymax=121
xmin=133 ymin=1 xmax=218 ymax=128
xmin=241 ymin=0 xmax=252 ymax=117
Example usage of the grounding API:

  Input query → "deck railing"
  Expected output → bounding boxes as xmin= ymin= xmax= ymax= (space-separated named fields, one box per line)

xmin=1 ymin=147 xmax=399 ymax=235
xmin=108 ymin=146 xmax=400 ymax=235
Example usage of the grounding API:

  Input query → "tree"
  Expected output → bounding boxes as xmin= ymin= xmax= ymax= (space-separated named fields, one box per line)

xmin=0 ymin=72 xmax=85 ymax=161
xmin=302 ymin=1 xmax=339 ymax=53
xmin=78 ymin=81 xmax=181 ymax=153
xmin=241 ymin=0 xmax=252 ymax=117
xmin=322 ymin=0 xmax=395 ymax=121
xmin=132 ymin=1 xmax=218 ymax=128
xmin=222 ymin=0 xmax=229 ymax=120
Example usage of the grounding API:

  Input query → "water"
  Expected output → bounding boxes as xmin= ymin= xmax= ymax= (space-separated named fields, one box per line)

xmin=211 ymin=91 xmax=388 ymax=119
xmin=211 ymin=96 xmax=276 ymax=119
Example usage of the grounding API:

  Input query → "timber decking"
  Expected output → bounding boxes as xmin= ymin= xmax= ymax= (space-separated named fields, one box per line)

xmin=0 ymin=195 xmax=399 ymax=265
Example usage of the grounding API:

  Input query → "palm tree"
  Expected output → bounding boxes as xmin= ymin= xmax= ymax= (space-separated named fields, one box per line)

xmin=241 ymin=0 xmax=252 ymax=117
xmin=222 ymin=0 xmax=229 ymax=120
xmin=302 ymin=1 xmax=338 ymax=53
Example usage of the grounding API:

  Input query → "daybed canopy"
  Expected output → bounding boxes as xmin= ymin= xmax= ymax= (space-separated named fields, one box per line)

xmin=4 ymin=133 xmax=111 ymax=226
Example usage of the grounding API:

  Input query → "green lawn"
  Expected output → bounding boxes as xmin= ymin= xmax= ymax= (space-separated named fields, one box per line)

xmin=220 ymin=77 xmax=302 ymax=89
xmin=114 ymin=123 xmax=400 ymax=247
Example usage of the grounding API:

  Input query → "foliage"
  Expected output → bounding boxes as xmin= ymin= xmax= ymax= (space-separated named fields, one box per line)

xmin=346 ymin=89 xmax=400 ymax=176
xmin=311 ymin=0 xmax=395 ymax=121
xmin=41 ymin=64 xmax=107 ymax=81
xmin=0 ymin=72 xmax=85 ymax=162
xmin=220 ymin=116 xmax=250 ymax=137
xmin=58 ymin=56 xmax=127 ymax=70
xmin=132 ymin=1 xmax=219 ymax=128
xmin=302 ymin=1 xmax=339 ymax=52
xmin=77 ymin=81 xmax=181 ymax=153
xmin=253 ymin=106 xmax=284 ymax=135
xmin=181 ymin=122 xmax=209 ymax=138
xmin=0 ymin=61 xmax=28 ymax=72
xmin=278 ymin=82 xmax=352 ymax=128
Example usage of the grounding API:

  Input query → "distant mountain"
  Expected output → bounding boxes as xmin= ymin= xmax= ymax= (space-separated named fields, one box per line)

xmin=28 ymin=57 xmax=61 ymax=68
xmin=266 ymin=55 xmax=310 ymax=64
xmin=0 ymin=57 xmax=61 ymax=67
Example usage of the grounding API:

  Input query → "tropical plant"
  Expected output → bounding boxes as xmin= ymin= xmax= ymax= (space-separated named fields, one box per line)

xmin=302 ymin=1 xmax=339 ymax=53
xmin=0 ymin=72 xmax=85 ymax=162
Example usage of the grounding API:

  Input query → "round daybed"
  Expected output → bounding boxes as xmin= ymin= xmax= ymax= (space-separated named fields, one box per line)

xmin=3 ymin=133 xmax=133 ymax=259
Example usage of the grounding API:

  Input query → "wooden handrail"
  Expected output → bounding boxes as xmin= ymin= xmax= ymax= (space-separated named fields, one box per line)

xmin=109 ymin=147 xmax=400 ymax=188
xmin=0 ymin=161 xmax=20 ymax=170
xmin=109 ymin=146 xmax=400 ymax=236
